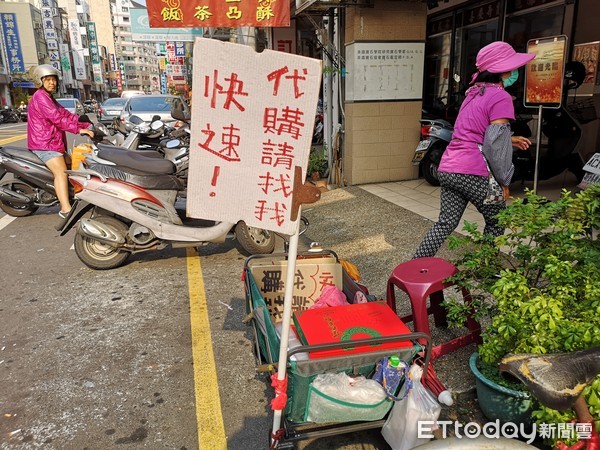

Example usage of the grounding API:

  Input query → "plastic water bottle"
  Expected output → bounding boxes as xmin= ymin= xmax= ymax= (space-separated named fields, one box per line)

xmin=381 ymin=355 xmax=407 ymax=400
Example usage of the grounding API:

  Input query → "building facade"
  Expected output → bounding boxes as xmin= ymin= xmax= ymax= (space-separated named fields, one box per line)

xmin=300 ymin=0 xmax=599 ymax=185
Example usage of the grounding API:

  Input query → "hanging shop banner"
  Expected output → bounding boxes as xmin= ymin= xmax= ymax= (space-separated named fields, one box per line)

xmin=0 ymin=13 xmax=25 ymax=73
xmin=86 ymin=22 xmax=103 ymax=84
xmin=187 ymin=39 xmax=321 ymax=235
xmin=525 ymin=35 xmax=567 ymax=109
xmin=59 ymin=43 xmax=74 ymax=86
xmin=146 ymin=0 xmax=290 ymax=28
xmin=41 ymin=5 xmax=60 ymax=77
xmin=68 ymin=19 xmax=87 ymax=80
xmin=130 ymin=8 xmax=202 ymax=42
xmin=174 ymin=42 xmax=185 ymax=57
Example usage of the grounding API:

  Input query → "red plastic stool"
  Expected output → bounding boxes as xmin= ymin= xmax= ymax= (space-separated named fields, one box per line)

xmin=386 ymin=257 xmax=481 ymax=361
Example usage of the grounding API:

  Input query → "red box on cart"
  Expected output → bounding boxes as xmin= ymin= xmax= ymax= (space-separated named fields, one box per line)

xmin=292 ymin=302 xmax=413 ymax=359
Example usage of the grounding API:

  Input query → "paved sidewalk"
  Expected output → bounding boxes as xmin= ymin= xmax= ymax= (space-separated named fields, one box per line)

xmin=360 ymin=173 xmax=580 ymax=234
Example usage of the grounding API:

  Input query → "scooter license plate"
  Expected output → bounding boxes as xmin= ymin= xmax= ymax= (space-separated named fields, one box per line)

xmin=412 ymin=140 xmax=431 ymax=164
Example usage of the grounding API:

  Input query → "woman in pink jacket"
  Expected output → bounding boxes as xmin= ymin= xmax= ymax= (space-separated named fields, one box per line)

xmin=27 ymin=64 xmax=94 ymax=218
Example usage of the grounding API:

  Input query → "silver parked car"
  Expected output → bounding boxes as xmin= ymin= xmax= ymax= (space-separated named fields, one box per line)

xmin=98 ymin=97 xmax=127 ymax=125
xmin=118 ymin=94 xmax=189 ymax=132
xmin=56 ymin=98 xmax=85 ymax=116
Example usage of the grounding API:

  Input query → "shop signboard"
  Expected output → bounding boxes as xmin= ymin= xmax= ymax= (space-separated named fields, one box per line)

xmin=525 ymin=35 xmax=567 ymax=109
xmin=60 ymin=43 xmax=74 ymax=86
xmin=146 ymin=0 xmax=289 ymax=28
xmin=86 ymin=22 xmax=103 ymax=84
xmin=130 ymin=8 xmax=202 ymax=42
xmin=68 ymin=19 xmax=87 ymax=81
xmin=0 ymin=13 xmax=24 ymax=73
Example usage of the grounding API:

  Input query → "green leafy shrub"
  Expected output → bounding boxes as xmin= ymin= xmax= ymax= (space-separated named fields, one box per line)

xmin=307 ymin=148 xmax=328 ymax=178
xmin=444 ymin=184 xmax=600 ymax=445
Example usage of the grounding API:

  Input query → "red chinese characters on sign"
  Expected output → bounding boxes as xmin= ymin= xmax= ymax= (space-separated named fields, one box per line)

xmin=146 ymin=0 xmax=290 ymax=28
xmin=187 ymin=40 xmax=321 ymax=235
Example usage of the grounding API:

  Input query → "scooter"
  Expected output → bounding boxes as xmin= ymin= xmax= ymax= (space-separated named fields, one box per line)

xmin=412 ymin=117 xmax=453 ymax=186
xmin=0 ymin=107 xmax=20 ymax=124
xmin=0 ymin=117 xmax=131 ymax=217
xmin=414 ymin=64 xmax=588 ymax=187
xmin=0 ymin=145 xmax=66 ymax=216
xmin=413 ymin=105 xmax=585 ymax=187
xmin=56 ymin=122 xmax=284 ymax=270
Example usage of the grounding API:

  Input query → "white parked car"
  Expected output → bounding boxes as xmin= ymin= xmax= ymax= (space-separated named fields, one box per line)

xmin=56 ymin=98 xmax=85 ymax=116
xmin=118 ymin=94 xmax=190 ymax=132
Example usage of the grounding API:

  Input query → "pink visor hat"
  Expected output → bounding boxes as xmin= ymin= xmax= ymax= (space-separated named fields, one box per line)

xmin=470 ymin=41 xmax=536 ymax=83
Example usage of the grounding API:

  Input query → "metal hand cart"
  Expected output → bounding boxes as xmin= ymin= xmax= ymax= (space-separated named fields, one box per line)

xmin=243 ymin=250 xmax=432 ymax=449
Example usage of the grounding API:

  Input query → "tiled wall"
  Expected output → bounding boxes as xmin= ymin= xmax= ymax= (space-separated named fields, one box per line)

xmin=344 ymin=0 xmax=427 ymax=185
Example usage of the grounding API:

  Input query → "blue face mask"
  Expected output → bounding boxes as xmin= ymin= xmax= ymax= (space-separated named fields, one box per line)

xmin=503 ymin=70 xmax=519 ymax=88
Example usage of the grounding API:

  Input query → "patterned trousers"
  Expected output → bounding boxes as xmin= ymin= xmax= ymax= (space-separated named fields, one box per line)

xmin=413 ymin=172 xmax=505 ymax=259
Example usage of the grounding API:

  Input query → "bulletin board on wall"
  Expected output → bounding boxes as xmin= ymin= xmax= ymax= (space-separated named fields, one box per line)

xmin=345 ymin=41 xmax=425 ymax=102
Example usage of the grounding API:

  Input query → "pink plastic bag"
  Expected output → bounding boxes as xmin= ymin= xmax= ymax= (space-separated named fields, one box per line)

xmin=309 ymin=285 xmax=349 ymax=309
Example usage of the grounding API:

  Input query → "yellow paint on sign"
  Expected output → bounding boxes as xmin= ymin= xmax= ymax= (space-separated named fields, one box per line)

xmin=186 ymin=248 xmax=227 ymax=450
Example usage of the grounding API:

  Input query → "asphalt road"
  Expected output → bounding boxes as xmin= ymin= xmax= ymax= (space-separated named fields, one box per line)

xmin=0 ymin=123 xmax=391 ymax=449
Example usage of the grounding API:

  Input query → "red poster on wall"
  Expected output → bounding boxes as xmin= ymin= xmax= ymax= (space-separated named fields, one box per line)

xmin=146 ymin=0 xmax=290 ymax=28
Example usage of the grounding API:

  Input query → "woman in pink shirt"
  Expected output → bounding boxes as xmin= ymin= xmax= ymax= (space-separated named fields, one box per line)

xmin=414 ymin=42 xmax=534 ymax=258
xmin=27 ymin=65 xmax=94 ymax=218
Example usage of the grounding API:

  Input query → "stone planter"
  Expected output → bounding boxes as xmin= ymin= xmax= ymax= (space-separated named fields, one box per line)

xmin=469 ymin=352 xmax=533 ymax=425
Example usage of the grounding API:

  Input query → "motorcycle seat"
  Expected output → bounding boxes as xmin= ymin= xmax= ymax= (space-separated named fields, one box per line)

xmin=1 ymin=146 xmax=45 ymax=165
xmin=97 ymin=146 xmax=175 ymax=175
xmin=499 ymin=347 xmax=600 ymax=411
xmin=96 ymin=143 xmax=163 ymax=159
xmin=88 ymin=163 xmax=183 ymax=191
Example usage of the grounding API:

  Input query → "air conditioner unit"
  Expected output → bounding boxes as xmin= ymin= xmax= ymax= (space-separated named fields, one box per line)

xmin=33 ymin=23 xmax=42 ymax=30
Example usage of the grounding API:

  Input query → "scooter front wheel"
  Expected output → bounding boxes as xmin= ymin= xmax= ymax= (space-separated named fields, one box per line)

xmin=74 ymin=216 xmax=130 ymax=270
xmin=0 ymin=181 xmax=39 ymax=217
xmin=235 ymin=221 xmax=276 ymax=255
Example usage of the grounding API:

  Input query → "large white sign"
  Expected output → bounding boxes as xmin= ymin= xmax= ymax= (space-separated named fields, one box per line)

xmin=187 ymin=39 xmax=322 ymax=235
xmin=68 ymin=19 xmax=86 ymax=81
xmin=345 ymin=41 xmax=425 ymax=101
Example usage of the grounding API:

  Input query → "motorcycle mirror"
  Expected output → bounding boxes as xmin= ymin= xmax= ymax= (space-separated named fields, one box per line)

xmin=165 ymin=139 xmax=181 ymax=149
xmin=171 ymin=105 xmax=190 ymax=122
xmin=78 ymin=114 xmax=91 ymax=123
xmin=151 ymin=115 xmax=161 ymax=122
xmin=150 ymin=120 xmax=164 ymax=131
xmin=94 ymin=122 xmax=109 ymax=138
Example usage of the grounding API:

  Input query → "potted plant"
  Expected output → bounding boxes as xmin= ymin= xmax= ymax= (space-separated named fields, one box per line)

xmin=307 ymin=148 xmax=328 ymax=181
xmin=443 ymin=185 xmax=600 ymax=442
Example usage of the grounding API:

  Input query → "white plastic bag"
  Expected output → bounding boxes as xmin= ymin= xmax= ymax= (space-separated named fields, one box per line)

xmin=381 ymin=364 xmax=442 ymax=450
xmin=305 ymin=372 xmax=390 ymax=423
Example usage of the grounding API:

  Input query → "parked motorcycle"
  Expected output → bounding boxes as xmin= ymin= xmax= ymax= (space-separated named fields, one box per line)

xmin=413 ymin=105 xmax=585 ymax=187
xmin=412 ymin=117 xmax=453 ymax=186
xmin=414 ymin=64 xmax=588 ymax=187
xmin=56 ymin=121 xmax=281 ymax=270
xmin=0 ymin=107 xmax=20 ymax=124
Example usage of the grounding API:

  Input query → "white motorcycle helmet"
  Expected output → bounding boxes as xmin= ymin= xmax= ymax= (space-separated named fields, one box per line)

xmin=33 ymin=64 xmax=60 ymax=88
